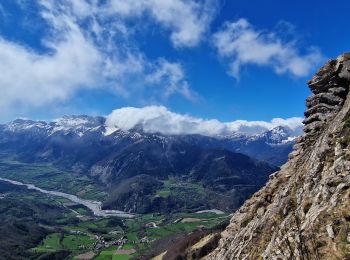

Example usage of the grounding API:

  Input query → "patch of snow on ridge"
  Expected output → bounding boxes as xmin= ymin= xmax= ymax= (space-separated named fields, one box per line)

xmin=104 ymin=126 xmax=119 ymax=136
xmin=50 ymin=115 xmax=105 ymax=136
xmin=6 ymin=119 xmax=49 ymax=132
xmin=246 ymin=126 xmax=301 ymax=145
xmin=53 ymin=116 xmax=90 ymax=127
xmin=282 ymin=136 xmax=298 ymax=144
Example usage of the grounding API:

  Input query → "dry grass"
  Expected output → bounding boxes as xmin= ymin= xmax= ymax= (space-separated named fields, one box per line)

xmin=75 ymin=251 xmax=95 ymax=260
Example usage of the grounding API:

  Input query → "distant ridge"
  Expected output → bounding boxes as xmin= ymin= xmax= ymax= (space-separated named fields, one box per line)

xmin=0 ymin=115 xmax=283 ymax=214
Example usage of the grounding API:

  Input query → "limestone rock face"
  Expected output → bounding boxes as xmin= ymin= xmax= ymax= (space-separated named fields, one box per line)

xmin=206 ymin=53 xmax=350 ymax=260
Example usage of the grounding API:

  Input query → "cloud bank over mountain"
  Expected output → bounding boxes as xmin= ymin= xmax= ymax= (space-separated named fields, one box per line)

xmin=106 ymin=106 xmax=303 ymax=136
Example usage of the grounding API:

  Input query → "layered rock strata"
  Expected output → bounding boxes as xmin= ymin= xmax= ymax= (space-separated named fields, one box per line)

xmin=206 ymin=53 xmax=350 ymax=260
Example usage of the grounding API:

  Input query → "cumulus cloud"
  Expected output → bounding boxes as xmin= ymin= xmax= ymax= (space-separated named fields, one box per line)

xmin=212 ymin=18 xmax=324 ymax=78
xmin=105 ymin=0 xmax=217 ymax=47
xmin=39 ymin=0 xmax=217 ymax=48
xmin=0 ymin=22 xmax=102 ymax=109
xmin=146 ymin=59 xmax=197 ymax=101
xmin=226 ymin=117 xmax=304 ymax=136
xmin=0 ymin=0 xmax=210 ymax=112
xmin=105 ymin=106 xmax=303 ymax=136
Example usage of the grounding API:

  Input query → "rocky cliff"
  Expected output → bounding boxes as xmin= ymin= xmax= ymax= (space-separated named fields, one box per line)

xmin=206 ymin=53 xmax=350 ymax=259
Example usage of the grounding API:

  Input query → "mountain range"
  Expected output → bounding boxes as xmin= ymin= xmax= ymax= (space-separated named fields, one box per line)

xmin=0 ymin=116 xmax=298 ymax=214
xmin=0 ymin=115 xmax=298 ymax=165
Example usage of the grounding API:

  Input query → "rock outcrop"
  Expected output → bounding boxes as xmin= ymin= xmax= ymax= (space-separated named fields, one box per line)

xmin=206 ymin=53 xmax=350 ymax=259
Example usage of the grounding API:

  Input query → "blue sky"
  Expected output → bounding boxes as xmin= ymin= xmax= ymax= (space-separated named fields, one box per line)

xmin=0 ymin=0 xmax=349 ymax=125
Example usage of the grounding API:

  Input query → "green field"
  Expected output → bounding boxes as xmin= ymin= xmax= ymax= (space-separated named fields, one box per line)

xmin=0 ymin=155 xmax=106 ymax=200
xmin=94 ymin=245 xmax=136 ymax=260
xmin=32 ymin=233 xmax=95 ymax=253
xmin=26 ymin=201 xmax=228 ymax=259
xmin=47 ymin=210 xmax=227 ymax=259
xmin=156 ymin=177 xmax=206 ymax=199
xmin=121 ymin=212 xmax=228 ymax=256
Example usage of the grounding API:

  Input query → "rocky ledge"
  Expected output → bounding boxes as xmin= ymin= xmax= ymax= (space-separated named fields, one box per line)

xmin=204 ymin=53 xmax=350 ymax=259
xmin=291 ymin=53 xmax=350 ymax=158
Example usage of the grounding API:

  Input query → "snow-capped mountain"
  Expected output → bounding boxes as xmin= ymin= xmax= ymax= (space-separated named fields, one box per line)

xmin=4 ymin=116 xmax=105 ymax=136
xmin=3 ymin=115 xmax=301 ymax=142
xmin=0 ymin=115 xmax=300 ymax=213
xmin=50 ymin=115 xmax=105 ymax=136
xmin=0 ymin=115 xmax=299 ymax=166
xmin=0 ymin=115 xmax=284 ymax=213
xmin=246 ymin=126 xmax=300 ymax=145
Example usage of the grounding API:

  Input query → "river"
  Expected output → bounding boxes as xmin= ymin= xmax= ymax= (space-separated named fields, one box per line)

xmin=0 ymin=177 xmax=134 ymax=218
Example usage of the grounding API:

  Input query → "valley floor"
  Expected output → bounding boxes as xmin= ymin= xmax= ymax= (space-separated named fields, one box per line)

xmin=0 ymin=156 xmax=229 ymax=259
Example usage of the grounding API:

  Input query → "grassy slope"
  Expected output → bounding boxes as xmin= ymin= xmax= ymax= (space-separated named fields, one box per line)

xmin=32 ymin=233 xmax=95 ymax=253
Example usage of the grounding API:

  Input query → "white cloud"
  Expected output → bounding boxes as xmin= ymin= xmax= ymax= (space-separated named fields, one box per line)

xmin=105 ymin=106 xmax=303 ymax=136
xmin=146 ymin=59 xmax=197 ymax=101
xmin=0 ymin=0 xmax=206 ymax=112
xmin=212 ymin=18 xmax=324 ymax=78
xmin=0 ymin=24 xmax=102 ymax=109
xmin=105 ymin=0 xmax=217 ymax=47
xmin=43 ymin=0 xmax=217 ymax=48
xmin=226 ymin=117 xmax=304 ymax=136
